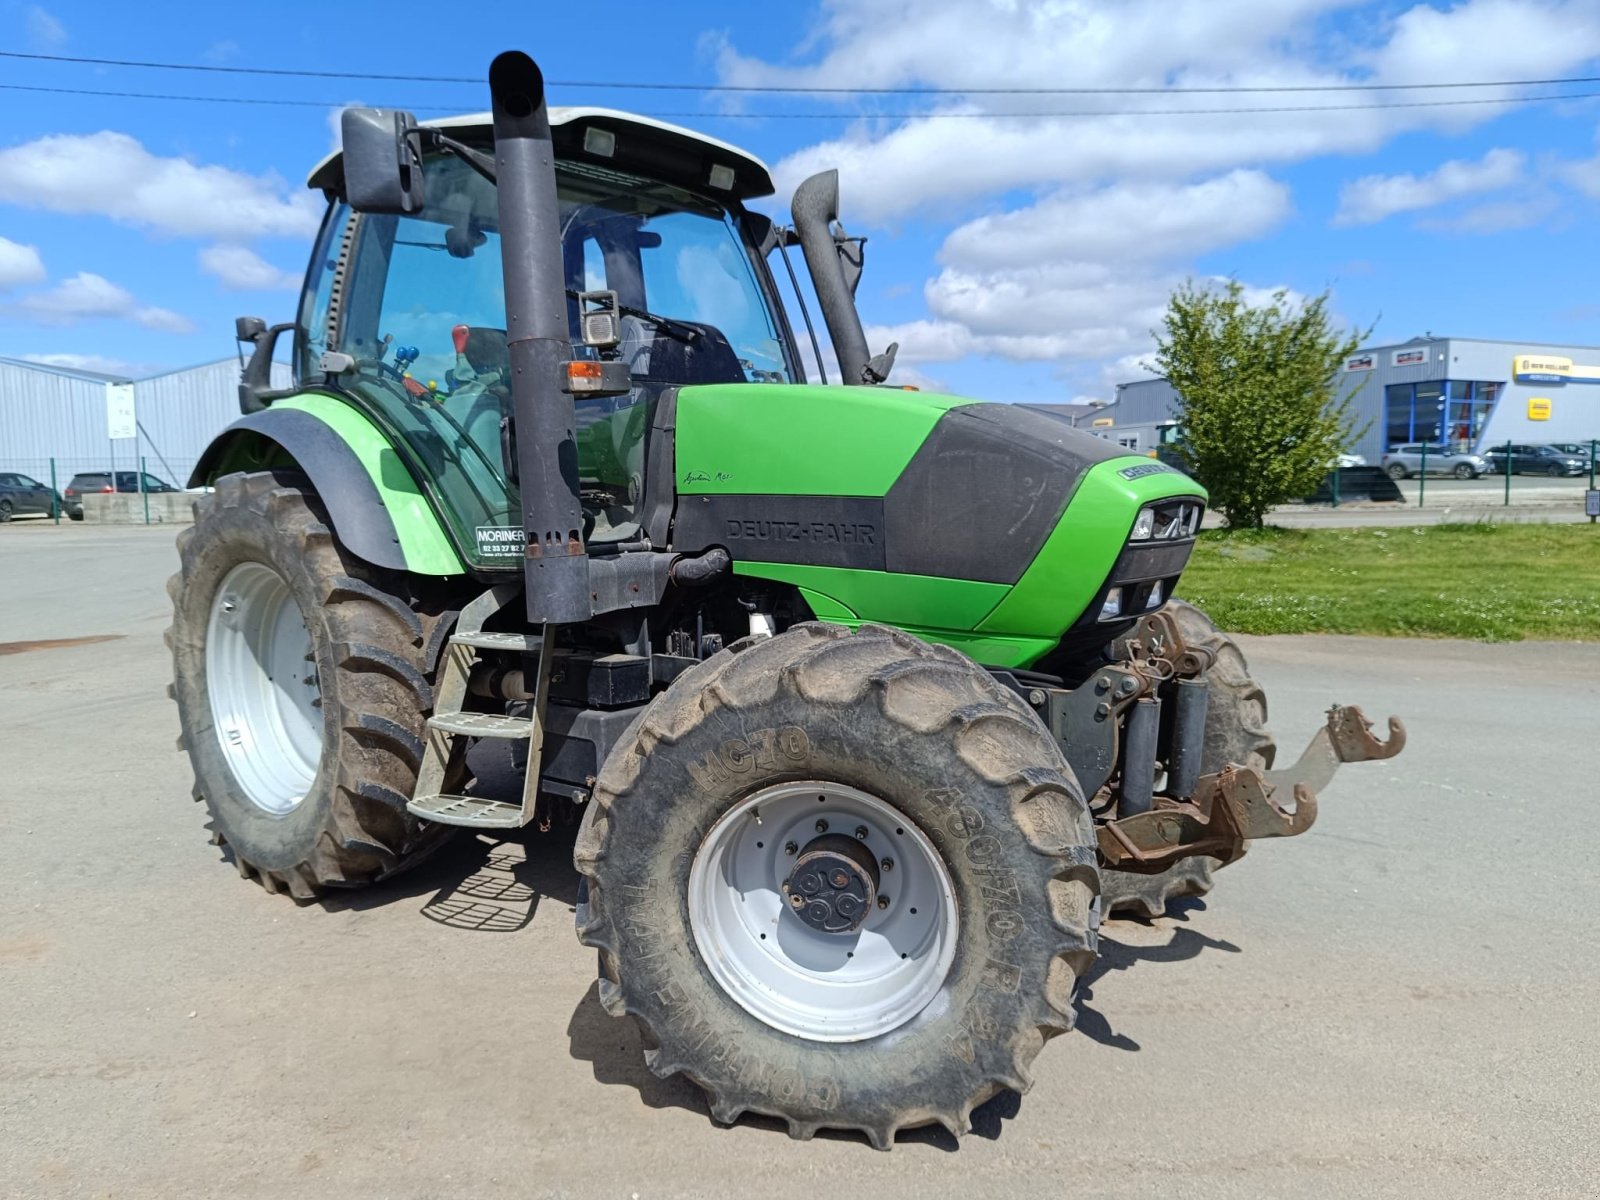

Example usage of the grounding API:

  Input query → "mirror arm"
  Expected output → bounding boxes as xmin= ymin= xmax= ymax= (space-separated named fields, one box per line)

xmin=237 ymin=321 xmax=298 ymax=414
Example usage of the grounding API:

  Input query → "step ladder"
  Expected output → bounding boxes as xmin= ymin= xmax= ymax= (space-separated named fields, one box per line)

xmin=407 ymin=584 xmax=553 ymax=829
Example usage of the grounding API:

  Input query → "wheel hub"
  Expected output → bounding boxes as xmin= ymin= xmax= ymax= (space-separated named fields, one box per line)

xmin=782 ymin=834 xmax=880 ymax=933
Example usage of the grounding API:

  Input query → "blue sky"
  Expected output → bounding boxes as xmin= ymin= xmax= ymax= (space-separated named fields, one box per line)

xmin=0 ymin=0 xmax=1597 ymax=399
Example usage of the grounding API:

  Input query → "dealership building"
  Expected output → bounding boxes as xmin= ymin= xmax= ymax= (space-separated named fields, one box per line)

xmin=1103 ymin=336 xmax=1600 ymax=462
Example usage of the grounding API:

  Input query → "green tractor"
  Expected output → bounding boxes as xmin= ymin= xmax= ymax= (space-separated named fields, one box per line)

xmin=167 ymin=51 xmax=1404 ymax=1146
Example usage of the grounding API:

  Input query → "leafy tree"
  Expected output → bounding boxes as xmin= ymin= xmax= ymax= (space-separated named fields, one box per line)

xmin=1150 ymin=280 xmax=1368 ymax=529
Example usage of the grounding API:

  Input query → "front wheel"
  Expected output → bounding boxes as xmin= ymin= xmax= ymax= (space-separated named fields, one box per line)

xmin=1454 ymin=463 xmax=1476 ymax=480
xmin=1546 ymin=463 xmax=1563 ymax=478
xmin=167 ymin=471 xmax=455 ymax=897
xmin=575 ymin=624 xmax=1098 ymax=1146
xmin=1385 ymin=463 xmax=1408 ymax=480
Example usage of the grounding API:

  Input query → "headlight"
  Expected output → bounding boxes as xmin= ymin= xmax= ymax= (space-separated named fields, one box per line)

xmin=1099 ymin=587 xmax=1123 ymax=621
xmin=1146 ymin=579 xmax=1165 ymax=610
xmin=1130 ymin=509 xmax=1156 ymax=540
xmin=1129 ymin=501 xmax=1201 ymax=541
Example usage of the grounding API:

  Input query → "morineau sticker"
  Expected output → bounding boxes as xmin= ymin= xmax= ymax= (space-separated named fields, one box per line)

xmin=475 ymin=526 xmax=525 ymax=557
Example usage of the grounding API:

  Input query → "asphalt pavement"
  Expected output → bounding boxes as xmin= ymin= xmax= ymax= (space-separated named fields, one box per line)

xmin=2 ymin=523 xmax=1596 ymax=1198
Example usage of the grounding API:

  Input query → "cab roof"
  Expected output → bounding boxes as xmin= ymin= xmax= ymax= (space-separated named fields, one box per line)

xmin=307 ymin=108 xmax=775 ymax=202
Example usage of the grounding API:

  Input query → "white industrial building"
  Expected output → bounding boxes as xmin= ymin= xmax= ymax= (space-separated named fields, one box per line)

xmin=1103 ymin=336 xmax=1600 ymax=462
xmin=0 ymin=356 xmax=289 ymax=490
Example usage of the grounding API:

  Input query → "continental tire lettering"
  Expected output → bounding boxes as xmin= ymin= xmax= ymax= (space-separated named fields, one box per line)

xmin=944 ymin=1029 xmax=976 ymax=1066
xmin=976 ymin=867 xmax=1021 ymax=908
xmin=686 ymin=725 xmax=812 ymax=791
xmin=945 ymin=803 xmax=985 ymax=840
xmin=965 ymin=833 xmax=1003 ymax=865
xmin=807 ymin=1078 xmax=840 ymax=1109
xmin=721 ymin=739 xmax=755 ymax=773
xmin=981 ymin=956 xmax=1022 ymax=994
xmin=985 ymin=908 xmax=1026 ymax=941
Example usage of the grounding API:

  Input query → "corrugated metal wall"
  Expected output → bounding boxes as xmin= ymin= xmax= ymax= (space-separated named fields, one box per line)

xmin=0 ymin=357 xmax=290 ymax=488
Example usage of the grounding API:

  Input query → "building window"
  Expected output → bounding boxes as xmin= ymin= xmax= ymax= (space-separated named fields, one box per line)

xmin=1385 ymin=380 xmax=1499 ymax=449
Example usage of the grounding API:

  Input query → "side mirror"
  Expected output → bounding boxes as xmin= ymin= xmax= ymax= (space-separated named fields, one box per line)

xmin=341 ymin=107 xmax=426 ymax=214
xmin=235 ymin=316 xmax=297 ymax=414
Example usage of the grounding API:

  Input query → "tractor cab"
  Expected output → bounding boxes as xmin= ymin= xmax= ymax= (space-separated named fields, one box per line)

xmin=289 ymin=110 xmax=804 ymax=566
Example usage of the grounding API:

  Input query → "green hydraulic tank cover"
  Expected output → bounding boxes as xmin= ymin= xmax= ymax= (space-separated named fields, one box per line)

xmin=274 ymin=393 xmax=463 ymax=576
xmin=675 ymin=383 xmax=971 ymax=497
xmin=979 ymin=458 xmax=1205 ymax=639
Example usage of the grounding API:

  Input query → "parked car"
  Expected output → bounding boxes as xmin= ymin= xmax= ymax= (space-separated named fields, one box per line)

xmin=1381 ymin=444 xmax=1494 ymax=480
xmin=0 ymin=471 xmax=61 ymax=521
xmin=62 ymin=470 xmax=180 ymax=519
xmin=1482 ymin=444 xmax=1589 ymax=478
xmin=1544 ymin=442 xmax=1596 ymax=461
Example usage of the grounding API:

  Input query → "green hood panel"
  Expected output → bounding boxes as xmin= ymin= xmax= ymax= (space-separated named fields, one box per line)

xmin=979 ymin=458 xmax=1206 ymax=638
xmin=676 ymin=384 xmax=971 ymax=496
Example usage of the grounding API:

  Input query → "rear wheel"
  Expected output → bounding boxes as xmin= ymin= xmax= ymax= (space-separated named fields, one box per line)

xmin=0 ymin=499 xmax=12 ymax=522
xmin=576 ymin=624 xmax=1098 ymax=1146
xmin=167 ymin=471 xmax=455 ymax=897
xmin=1385 ymin=463 xmax=1408 ymax=480
xmin=1099 ymin=598 xmax=1276 ymax=917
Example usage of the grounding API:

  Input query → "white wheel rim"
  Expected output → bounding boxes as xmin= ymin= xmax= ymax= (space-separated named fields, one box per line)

xmin=687 ymin=781 xmax=958 ymax=1043
xmin=205 ymin=562 xmax=322 ymax=816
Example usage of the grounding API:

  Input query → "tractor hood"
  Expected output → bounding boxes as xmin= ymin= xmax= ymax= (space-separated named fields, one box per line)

xmin=670 ymin=384 xmax=1207 ymax=666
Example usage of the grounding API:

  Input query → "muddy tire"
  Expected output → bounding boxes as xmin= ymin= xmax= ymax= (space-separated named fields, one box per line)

xmin=1099 ymin=598 xmax=1276 ymax=918
xmin=575 ymin=623 xmax=1099 ymax=1147
xmin=166 ymin=470 xmax=454 ymax=898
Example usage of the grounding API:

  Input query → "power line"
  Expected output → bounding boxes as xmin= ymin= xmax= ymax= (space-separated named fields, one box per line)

xmin=2 ymin=80 xmax=1597 ymax=119
xmin=2 ymin=48 xmax=1600 ymax=96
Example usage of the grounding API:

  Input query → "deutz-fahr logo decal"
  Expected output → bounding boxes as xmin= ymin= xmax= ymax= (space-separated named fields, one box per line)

xmin=475 ymin=526 xmax=525 ymax=557
xmin=723 ymin=518 xmax=877 ymax=547
xmin=1118 ymin=462 xmax=1176 ymax=480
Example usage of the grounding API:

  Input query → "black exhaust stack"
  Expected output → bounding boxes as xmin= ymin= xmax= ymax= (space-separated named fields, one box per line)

xmin=488 ymin=51 xmax=590 ymax=625
xmin=791 ymin=169 xmax=896 ymax=386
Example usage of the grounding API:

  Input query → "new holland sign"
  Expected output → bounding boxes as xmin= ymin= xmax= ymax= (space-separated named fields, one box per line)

xmin=1512 ymin=355 xmax=1600 ymax=385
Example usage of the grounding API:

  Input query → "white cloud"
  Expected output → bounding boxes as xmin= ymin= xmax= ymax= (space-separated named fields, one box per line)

xmin=0 ymin=236 xmax=46 ymax=290
xmin=940 ymin=171 xmax=1291 ymax=271
xmin=1334 ymin=148 xmax=1526 ymax=226
xmin=24 ymin=5 xmax=66 ymax=47
xmin=1418 ymin=193 xmax=1562 ymax=234
xmin=0 ymin=131 xmax=322 ymax=242
xmin=19 ymin=272 xmax=196 ymax=333
xmin=198 ymin=244 xmax=300 ymax=291
xmin=22 ymin=352 xmax=163 ymax=378
xmin=731 ymin=0 xmax=1600 ymax=224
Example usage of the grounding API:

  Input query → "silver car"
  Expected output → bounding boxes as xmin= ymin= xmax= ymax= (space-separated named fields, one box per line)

xmin=1381 ymin=443 xmax=1493 ymax=480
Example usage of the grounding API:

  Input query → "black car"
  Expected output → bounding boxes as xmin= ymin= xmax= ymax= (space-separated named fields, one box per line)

xmin=1482 ymin=444 xmax=1588 ymax=477
xmin=62 ymin=470 xmax=180 ymax=519
xmin=0 ymin=471 xmax=61 ymax=521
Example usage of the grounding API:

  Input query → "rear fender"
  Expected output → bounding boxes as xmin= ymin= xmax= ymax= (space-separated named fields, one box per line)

xmin=191 ymin=397 xmax=463 ymax=576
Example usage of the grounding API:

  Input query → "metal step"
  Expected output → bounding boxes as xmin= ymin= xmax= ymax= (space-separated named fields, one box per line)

xmin=426 ymin=711 xmax=533 ymax=739
xmin=450 ymin=630 xmax=543 ymax=653
xmin=406 ymin=793 xmax=524 ymax=829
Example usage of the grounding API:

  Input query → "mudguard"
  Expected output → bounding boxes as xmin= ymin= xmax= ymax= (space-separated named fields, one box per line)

xmin=190 ymin=397 xmax=463 ymax=576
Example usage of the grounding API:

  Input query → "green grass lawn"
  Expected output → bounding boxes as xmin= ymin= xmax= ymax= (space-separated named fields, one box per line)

xmin=1174 ymin=522 xmax=1600 ymax=641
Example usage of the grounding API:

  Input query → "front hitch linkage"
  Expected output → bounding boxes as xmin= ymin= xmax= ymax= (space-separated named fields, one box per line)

xmin=1097 ymin=705 xmax=1407 ymax=874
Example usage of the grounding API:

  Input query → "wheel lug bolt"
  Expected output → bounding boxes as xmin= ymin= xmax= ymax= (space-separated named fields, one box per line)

xmin=815 ymin=819 xmax=828 ymax=833
xmin=789 ymin=894 xmax=804 ymax=908
xmin=854 ymin=825 xmax=869 ymax=840
xmin=784 ymin=842 xmax=798 ymax=856
xmin=831 ymin=870 xmax=849 ymax=888
xmin=877 ymin=895 xmax=889 ymax=909
xmin=880 ymin=858 xmax=893 ymax=871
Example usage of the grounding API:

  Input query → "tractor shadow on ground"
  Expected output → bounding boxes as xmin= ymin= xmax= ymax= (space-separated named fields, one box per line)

xmin=1073 ymin=896 xmax=1242 ymax=1052
xmin=312 ymin=826 xmax=582 ymax=932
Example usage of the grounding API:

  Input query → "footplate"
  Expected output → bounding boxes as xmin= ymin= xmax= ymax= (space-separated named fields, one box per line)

xmin=1097 ymin=705 xmax=1405 ymax=874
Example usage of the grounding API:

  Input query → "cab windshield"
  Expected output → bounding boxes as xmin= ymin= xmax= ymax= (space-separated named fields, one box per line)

xmin=299 ymin=150 xmax=795 ymax=566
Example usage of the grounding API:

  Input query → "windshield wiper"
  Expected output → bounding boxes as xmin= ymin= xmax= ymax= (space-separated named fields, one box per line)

xmin=425 ymin=130 xmax=497 ymax=185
